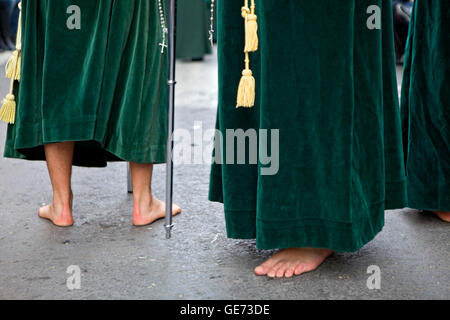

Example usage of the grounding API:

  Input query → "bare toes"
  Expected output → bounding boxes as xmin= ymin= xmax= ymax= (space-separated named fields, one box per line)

xmin=436 ymin=211 xmax=450 ymax=222
xmin=284 ymin=266 xmax=295 ymax=278
xmin=254 ymin=265 xmax=268 ymax=276
xmin=267 ymin=262 xmax=284 ymax=278
xmin=255 ymin=256 xmax=279 ymax=276
xmin=172 ymin=204 xmax=182 ymax=215
xmin=294 ymin=264 xmax=305 ymax=276
xmin=276 ymin=263 xmax=289 ymax=278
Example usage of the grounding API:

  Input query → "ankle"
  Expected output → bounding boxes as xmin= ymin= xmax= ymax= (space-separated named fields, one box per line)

xmin=52 ymin=193 xmax=72 ymax=209
xmin=133 ymin=189 xmax=152 ymax=205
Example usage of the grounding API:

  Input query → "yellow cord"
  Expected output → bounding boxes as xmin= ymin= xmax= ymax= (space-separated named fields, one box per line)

xmin=1 ymin=2 xmax=22 ymax=124
xmin=237 ymin=0 xmax=258 ymax=108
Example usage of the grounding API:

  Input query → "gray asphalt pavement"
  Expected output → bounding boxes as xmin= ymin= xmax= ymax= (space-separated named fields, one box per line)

xmin=0 ymin=51 xmax=448 ymax=300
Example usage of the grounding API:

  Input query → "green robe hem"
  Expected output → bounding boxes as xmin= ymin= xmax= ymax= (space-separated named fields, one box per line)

xmin=214 ymin=204 xmax=385 ymax=253
xmin=385 ymin=179 xmax=408 ymax=209
xmin=3 ymin=141 xmax=167 ymax=167
xmin=4 ymin=119 xmax=166 ymax=167
xmin=210 ymin=173 xmax=406 ymax=252
xmin=405 ymin=204 xmax=450 ymax=213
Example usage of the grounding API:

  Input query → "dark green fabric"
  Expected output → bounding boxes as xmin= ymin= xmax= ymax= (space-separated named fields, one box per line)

xmin=174 ymin=0 xmax=211 ymax=60
xmin=209 ymin=0 xmax=408 ymax=252
xmin=4 ymin=0 xmax=168 ymax=167
xmin=401 ymin=0 xmax=450 ymax=211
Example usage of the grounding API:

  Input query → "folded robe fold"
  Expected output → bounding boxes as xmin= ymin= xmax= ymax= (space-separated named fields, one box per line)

xmin=3 ymin=0 xmax=168 ymax=167
xmin=401 ymin=0 xmax=450 ymax=211
xmin=209 ymin=0 xmax=408 ymax=252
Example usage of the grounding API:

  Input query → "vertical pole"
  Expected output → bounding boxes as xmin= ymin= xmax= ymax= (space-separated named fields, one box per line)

xmin=127 ymin=163 xmax=133 ymax=194
xmin=165 ymin=0 xmax=177 ymax=239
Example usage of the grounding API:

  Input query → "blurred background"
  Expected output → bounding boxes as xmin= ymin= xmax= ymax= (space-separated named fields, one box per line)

xmin=1 ymin=0 xmax=413 ymax=62
xmin=173 ymin=0 xmax=212 ymax=61
xmin=2 ymin=0 xmax=218 ymax=56
xmin=0 ymin=0 xmax=19 ymax=51
xmin=393 ymin=0 xmax=414 ymax=64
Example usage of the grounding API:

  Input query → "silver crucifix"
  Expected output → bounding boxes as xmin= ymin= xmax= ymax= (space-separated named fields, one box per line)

xmin=159 ymin=41 xmax=168 ymax=54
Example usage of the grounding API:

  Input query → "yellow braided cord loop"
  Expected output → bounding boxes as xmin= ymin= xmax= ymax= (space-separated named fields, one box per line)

xmin=5 ymin=2 xmax=22 ymax=81
xmin=237 ymin=0 xmax=258 ymax=108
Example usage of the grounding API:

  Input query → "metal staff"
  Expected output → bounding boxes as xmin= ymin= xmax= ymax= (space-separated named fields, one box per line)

xmin=165 ymin=0 xmax=177 ymax=239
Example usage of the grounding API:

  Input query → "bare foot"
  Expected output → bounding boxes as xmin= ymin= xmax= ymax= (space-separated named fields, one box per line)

xmin=38 ymin=198 xmax=74 ymax=227
xmin=254 ymin=248 xmax=333 ymax=278
xmin=132 ymin=195 xmax=181 ymax=226
xmin=434 ymin=211 xmax=450 ymax=223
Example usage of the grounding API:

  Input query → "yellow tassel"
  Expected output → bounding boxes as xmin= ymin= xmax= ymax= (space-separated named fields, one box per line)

xmin=237 ymin=69 xmax=255 ymax=108
xmin=1 ymin=75 xmax=18 ymax=125
xmin=5 ymin=50 xmax=21 ymax=81
xmin=0 ymin=94 xmax=16 ymax=124
xmin=237 ymin=51 xmax=255 ymax=108
xmin=244 ymin=14 xmax=258 ymax=52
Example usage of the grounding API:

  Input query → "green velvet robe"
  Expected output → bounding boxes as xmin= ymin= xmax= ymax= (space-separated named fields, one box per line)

xmin=175 ymin=0 xmax=211 ymax=60
xmin=401 ymin=0 xmax=450 ymax=211
xmin=209 ymin=0 xmax=408 ymax=252
xmin=3 ymin=0 xmax=168 ymax=167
